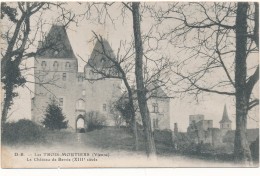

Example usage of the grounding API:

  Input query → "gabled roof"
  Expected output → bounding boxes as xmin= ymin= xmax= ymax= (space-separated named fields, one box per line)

xmin=146 ymin=82 xmax=169 ymax=99
xmin=37 ymin=25 xmax=76 ymax=59
xmin=219 ymin=104 xmax=232 ymax=123
xmin=86 ymin=39 xmax=116 ymax=69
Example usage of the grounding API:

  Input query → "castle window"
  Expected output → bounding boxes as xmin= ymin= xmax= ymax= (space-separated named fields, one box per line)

xmin=53 ymin=61 xmax=58 ymax=70
xmin=38 ymin=75 xmax=44 ymax=82
xmin=54 ymin=73 xmax=60 ymax=80
xmin=54 ymin=50 xmax=59 ymax=56
xmin=103 ymin=104 xmax=106 ymax=111
xmin=153 ymin=119 xmax=159 ymax=129
xmin=41 ymin=61 xmax=46 ymax=69
xmin=76 ymin=99 xmax=85 ymax=110
xmin=62 ymin=73 xmax=67 ymax=81
xmin=65 ymin=62 xmax=71 ymax=69
xmin=59 ymin=98 xmax=64 ymax=107
xmin=152 ymin=103 xmax=158 ymax=113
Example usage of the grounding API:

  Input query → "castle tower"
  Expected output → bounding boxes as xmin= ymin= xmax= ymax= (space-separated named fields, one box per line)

xmin=84 ymin=39 xmax=118 ymax=79
xmin=219 ymin=104 xmax=232 ymax=130
xmin=32 ymin=24 xmax=78 ymax=128
xmin=83 ymin=39 xmax=122 ymax=126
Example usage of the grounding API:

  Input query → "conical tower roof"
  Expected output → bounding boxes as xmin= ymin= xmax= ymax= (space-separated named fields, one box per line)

xmin=37 ymin=25 xmax=76 ymax=59
xmin=219 ymin=104 xmax=232 ymax=123
xmin=86 ymin=39 xmax=116 ymax=68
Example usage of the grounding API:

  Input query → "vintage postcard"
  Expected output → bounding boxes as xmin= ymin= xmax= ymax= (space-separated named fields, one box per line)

xmin=1 ymin=1 xmax=259 ymax=168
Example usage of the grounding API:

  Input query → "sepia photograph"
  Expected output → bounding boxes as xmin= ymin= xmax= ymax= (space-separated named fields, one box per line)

xmin=1 ymin=1 xmax=259 ymax=168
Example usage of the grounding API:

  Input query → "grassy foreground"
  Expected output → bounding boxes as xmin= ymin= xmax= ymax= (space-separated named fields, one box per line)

xmin=44 ymin=126 xmax=174 ymax=155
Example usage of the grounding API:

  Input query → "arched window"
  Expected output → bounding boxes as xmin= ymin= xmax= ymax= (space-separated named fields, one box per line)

xmin=76 ymin=99 xmax=85 ymax=110
xmin=152 ymin=103 xmax=159 ymax=113
xmin=53 ymin=61 xmax=58 ymax=70
xmin=54 ymin=50 xmax=59 ymax=56
xmin=62 ymin=73 xmax=66 ymax=81
xmin=41 ymin=61 xmax=46 ymax=69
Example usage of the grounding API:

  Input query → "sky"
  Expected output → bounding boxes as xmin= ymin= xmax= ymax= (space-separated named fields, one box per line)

xmin=2 ymin=2 xmax=259 ymax=132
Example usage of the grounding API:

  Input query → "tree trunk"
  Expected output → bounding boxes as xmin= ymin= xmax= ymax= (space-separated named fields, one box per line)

xmin=234 ymin=2 xmax=252 ymax=165
xmin=1 ymin=87 xmax=13 ymax=135
xmin=123 ymin=77 xmax=139 ymax=151
xmin=132 ymin=111 xmax=139 ymax=151
xmin=132 ymin=2 xmax=156 ymax=157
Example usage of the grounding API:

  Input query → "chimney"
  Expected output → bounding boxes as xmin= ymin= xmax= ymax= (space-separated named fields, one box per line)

xmin=174 ymin=123 xmax=178 ymax=134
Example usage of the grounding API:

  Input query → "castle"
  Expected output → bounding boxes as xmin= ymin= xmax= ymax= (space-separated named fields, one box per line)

xmin=171 ymin=105 xmax=259 ymax=158
xmin=31 ymin=25 xmax=170 ymax=131
xmin=186 ymin=106 xmax=231 ymax=145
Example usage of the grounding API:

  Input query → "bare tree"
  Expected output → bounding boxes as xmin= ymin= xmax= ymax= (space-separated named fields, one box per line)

xmin=1 ymin=2 xmax=77 ymax=132
xmin=83 ymin=33 xmax=140 ymax=151
xmin=152 ymin=2 xmax=258 ymax=164
xmin=1 ymin=2 xmax=46 ymax=132
xmin=132 ymin=2 xmax=156 ymax=157
xmin=234 ymin=2 xmax=258 ymax=165
xmin=80 ymin=2 xmax=173 ymax=157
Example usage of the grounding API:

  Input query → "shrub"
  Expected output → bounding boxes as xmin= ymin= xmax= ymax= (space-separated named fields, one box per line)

xmin=2 ymin=119 xmax=46 ymax=145
xmin=114 ymin=99 xmax=133 ymax=127
xmin=154 ymin=129 xmax=173 ymax=146
xmin=42 ymin=100 xmax=68 ymax=130
xmin=85 ymin=111 xmax=107 ymax=131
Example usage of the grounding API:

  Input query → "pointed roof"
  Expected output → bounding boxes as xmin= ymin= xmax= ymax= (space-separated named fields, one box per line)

xmin=86 ymin=39 xmax=116 ymax=68
xmin=146 ymin=82 xmax=169 ymax=99
xmin=219 ymin=104 xmax=232 ymax=123
xmin=37 ymin=25 xmax=76 ymax=59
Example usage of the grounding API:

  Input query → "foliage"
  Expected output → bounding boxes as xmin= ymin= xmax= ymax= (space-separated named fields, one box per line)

xmin=42 ymin=100 xmax=68 ymax=130
xmin=108 ymin=101 xmax=124 ymax=127
xmin=2 ymin=119 xmax=46 ymax=145
xmin=1 ymin=2 xmax=46 ymax=129
xmin=2 ymin=59 xmax=26 ymax=106
xmin=154 ymin=129 xmax=173 ymax=146
xmin=85 ymin=111 xmax=107 ymax=131
xmin=114 ymin=98 xmax=133 ymax=126
xmin=1 ymin=2 xmax=18 ymax=22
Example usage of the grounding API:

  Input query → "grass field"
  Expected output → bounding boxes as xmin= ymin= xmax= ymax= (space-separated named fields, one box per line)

xmin=44 ymin=127 xmax=174 ymax=155
xmin=3 ymin=126 xmax=254 ymax=167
